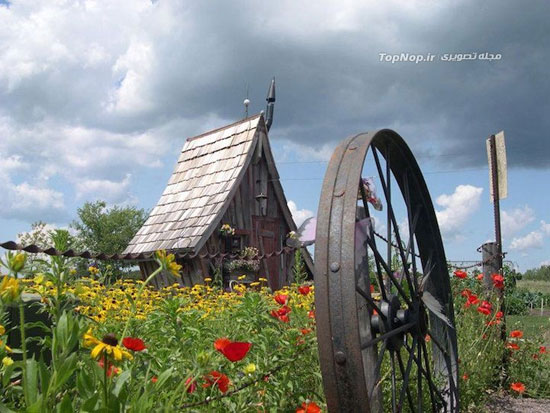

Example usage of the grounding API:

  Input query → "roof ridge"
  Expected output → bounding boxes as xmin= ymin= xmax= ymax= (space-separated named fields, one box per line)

xmin=186 ymin=113 xmax=262 ymax=142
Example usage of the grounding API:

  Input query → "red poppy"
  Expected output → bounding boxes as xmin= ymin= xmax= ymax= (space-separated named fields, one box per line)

xmin=464 ymin=294 xmax=479 ymax=308
xmin=453 ymin=270 xmax=467 ymax=279
xmin=496 ymin=311 xmax=503 ymax=319
xmin=203 ymin=371 xmax=230 ymax=393
xmin=533 ymin=354 xmax=539 ymax=360
xmin=476 ymin=273 xmax=484 ymax=281
xmin=506 ymin=342 xmax=520 ymax=350
xmin=151 ymin=376 xmax=158 ymax=383
xmin=270 ymin=308 xmax=291 ymax=323
xmin=274 ymin=294 xmax=288 ymax=305
xmin=308 ymin=310 xmax=315 ymax=319
xmin=122 ymin=337 xmax=146 ymax=352
xmin=477 ymin=301 xmax=492 ymax=315
xmin=298 ymin=285 xmax=311 ymax=295
xmin=214 ymin=338 xmax=252 ymax=362
xmin=370 ymin=284 xmax=375 ymax=293
xmin=510 ymin=382 xmax=525 ymax=394
xmin=185 ymin=377 xmax=197 ymax=393
xmin=491 ymin=274 xmax=504 ymax=290
xmin=277 ymin=305 xmax=292 ymax=316
xmin=462 ymin=374 xmax=469 ymax=381
xmin=214 ymin=337 xmax=231 ymax=351
xmin=301 ymin=328 xmax=312 ymax=335
xmin=296 ymin=401 xmax=322 ymax=413
xmin=461 ymin=289 xmax=472 ymax=298
xmin=540 ymin=346 xmax=547 ymax=354
xmin=510 ymin=330 xmax=523 ymax=338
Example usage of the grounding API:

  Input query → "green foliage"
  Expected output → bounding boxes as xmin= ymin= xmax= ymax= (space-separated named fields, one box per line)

xmin=71 ymin=200 xmax=147 ymax=278
xmin=523 ymin=265 xmax=550 ymax=281
xmin=292 ymin=250 xmax=307 ymax=285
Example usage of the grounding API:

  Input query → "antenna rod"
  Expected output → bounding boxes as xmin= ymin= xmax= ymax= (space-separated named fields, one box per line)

xmin=265 ymin=77 xmax=276 ymax=131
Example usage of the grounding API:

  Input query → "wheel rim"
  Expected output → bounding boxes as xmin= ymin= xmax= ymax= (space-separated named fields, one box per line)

xmin=314 ymin=130 xmax=459 ymax=413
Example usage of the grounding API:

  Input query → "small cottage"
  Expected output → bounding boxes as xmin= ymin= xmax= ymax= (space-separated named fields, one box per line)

xmin=123 ymin=113 xmax=313 ymax=289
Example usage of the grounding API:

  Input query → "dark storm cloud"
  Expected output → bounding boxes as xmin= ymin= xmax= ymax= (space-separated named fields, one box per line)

xmin=2 ymin=0 xmax=548 ymax=170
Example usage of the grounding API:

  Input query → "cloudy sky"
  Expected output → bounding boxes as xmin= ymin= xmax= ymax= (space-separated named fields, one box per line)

xmin=0 ymin=0 xmax=549 ymax=271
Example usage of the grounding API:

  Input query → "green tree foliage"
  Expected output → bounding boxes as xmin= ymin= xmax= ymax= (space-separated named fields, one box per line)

xmin=71 ymin=201 xmax=147 ymax=277
xmin=523 ymin=265 xmax=550 ymax=281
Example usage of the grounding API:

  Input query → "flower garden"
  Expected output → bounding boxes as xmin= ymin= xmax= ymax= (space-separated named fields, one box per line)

xmin=0 ymin=251 xmax=549 ymax=412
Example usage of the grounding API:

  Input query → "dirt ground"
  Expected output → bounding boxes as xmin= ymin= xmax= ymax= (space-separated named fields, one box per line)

xmin=486 ymin=395 xmax=550 ymax=412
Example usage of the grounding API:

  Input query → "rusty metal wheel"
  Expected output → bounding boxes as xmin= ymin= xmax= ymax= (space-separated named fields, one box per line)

xmin=314 ymin=130 xmax=459 ymax=412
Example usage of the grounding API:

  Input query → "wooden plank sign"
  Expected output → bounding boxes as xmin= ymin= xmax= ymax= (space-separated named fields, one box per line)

xmin=486 ymin=131 xmax=507 ymax=201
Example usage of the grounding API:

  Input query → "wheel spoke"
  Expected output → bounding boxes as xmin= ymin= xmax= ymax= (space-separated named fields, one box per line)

xmin=366 ymin=237 xmax=413 ymax=307
xmin=390 ymin=351 xmax=397 ymax=413
xmin=396 ymin=339 xmax=417 ymax=413
xmin=356 ymin=285 xmax=387 ymax=322
xmin=372 ymin=147 xmax=416 ymax=298
xmin=359 ymin=181 xmax=388 ymax=302
xmin=369 ymin=341 xmax=388 ymax=399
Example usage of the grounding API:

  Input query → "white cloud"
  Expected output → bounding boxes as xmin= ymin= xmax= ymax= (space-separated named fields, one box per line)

xmin=435 ymin=185 xmax=483 ymax=239
xmin=540 ymin=260 xmax=550 ymax=267
xmin=501 ymin=205 xmax=535 ymax=239
xmin=75 ymin=174 xmax=132 ymax=203
xmin=280 ymin=141 xmax=335 ymax=163
xmin=287 ymin=200 xmax=314 ymax=227
xmin=510 ymin=231 xmax=544 ymax=251
xmin=541 ymin=220 xmax=550 ymax=236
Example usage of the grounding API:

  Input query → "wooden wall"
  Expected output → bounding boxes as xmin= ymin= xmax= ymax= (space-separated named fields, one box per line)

xmin=139 ymin=131 xmax=295 ymax=289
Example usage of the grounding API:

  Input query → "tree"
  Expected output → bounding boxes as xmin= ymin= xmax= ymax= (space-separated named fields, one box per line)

xmin=71 ymin=201 xmax=148 ymax=277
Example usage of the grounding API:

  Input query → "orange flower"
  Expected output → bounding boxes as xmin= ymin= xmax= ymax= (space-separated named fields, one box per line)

xmin=425 ymin=334 xmax=431 ymax=343
xmin=151 ymin=376 xmax=158 ymax=383
xmin=296 ymin=401 xmax=322 ymax=413
xmin=301 ymin=328 xmax=312 ymax=335
xmin=203 ymin=371 xmax=230 ymax=393
xmin=506 ymin=342 xmax=520 ymax=350
xmin=453 ymin=270 xmax=467 ymax=279
xmin=462 ymin=374 xmax=469 ymax=381
xmin=476 ymin=273 xmax=484 ymax=281
xmin=510 ymin=382 xmax=525 ymax=394
xmin=308 ymin=310 xmax=315 ymax=319
xmin=510 ymin=330 xmax=523 ymax=339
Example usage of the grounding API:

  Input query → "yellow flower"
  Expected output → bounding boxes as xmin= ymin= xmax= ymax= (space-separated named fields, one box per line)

xmin=155 ymin=250 xmax=182 ymax=277
xmin=259 ymin=278 xmax=267 ymax=282
xmin=204 ymin=278 xmax=212 ymax=283
xmin=243 ymin=363 xmax=256 ymax=374
xmin=9 ymin=253 xmax=26 ymax=273
xmin=0 ymin=276 xmax=21 ymax=303
xmin=0 ymin=339 xmax=12 ymax=353
xmin=2 ymin=357 xmax=13 ymax=367
xmin=238 ymin=275 xmax=246 ymax=281
xmin=250 ymin=282 xmax=260 ymax=287
xmin=33 ymin=273 xmax=45 ymax=285
xmin=83 ymin=330 xmax=132 ymax=362
xmin=69 ymin=268 xmax=77 ymax=276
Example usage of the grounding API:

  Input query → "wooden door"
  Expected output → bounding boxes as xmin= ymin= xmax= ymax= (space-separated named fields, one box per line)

xmin=252 ymin=217 xmax=281 ymax=290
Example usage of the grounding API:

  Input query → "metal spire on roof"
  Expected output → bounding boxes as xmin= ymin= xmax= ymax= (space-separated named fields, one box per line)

xmin=265 ymin=77 xmax=276 ymax=131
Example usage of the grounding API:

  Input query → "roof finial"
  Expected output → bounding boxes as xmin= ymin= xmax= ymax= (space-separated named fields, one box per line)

xmin=243 ymin=83 xmax=250 ymax=118
xmin=265 ymin=77 xmax=275 ymax=131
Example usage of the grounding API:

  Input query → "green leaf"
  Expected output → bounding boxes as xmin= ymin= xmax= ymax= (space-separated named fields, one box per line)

xmin=77 ymin=369 xmax=94 ymax=398
xmin=53 ymin=352 xmax=77 ymax=391
xmin=0 ymin=402 xmax=16 ymax=413
xmin=112 ymin=368 xmax=131 ymax=398
xmin=24 ymin=358 xmax=39 ymax=406
xmin=154 ymin=367 xmax=173 ymax=389
xmin=56 ymin=394 xmax=73 ymax=413
xmin=81 ymin=393 xmax=99 ymax=412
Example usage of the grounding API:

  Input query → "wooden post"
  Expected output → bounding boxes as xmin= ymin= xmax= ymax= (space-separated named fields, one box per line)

xmin=481 ymin=242 xmax=499 ymax=292
xmin=488 ymin=135 xmax=504 ymax=275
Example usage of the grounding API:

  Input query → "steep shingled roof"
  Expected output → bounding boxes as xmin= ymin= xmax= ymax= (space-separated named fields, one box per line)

xmin=124 ymin=114 xmax=262 ymax=254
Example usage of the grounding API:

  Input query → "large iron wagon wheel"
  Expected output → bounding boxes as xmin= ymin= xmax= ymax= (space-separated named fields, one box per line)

xmin=314 ymin=130 xmax=459 ymax=412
